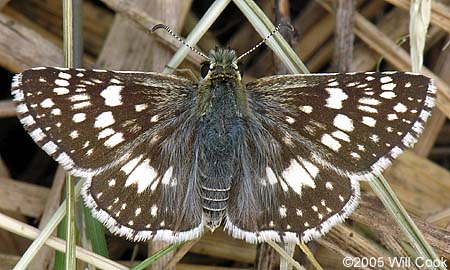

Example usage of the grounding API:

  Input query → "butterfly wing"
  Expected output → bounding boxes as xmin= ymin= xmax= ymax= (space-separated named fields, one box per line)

xmin=225 ymin=71 xmax=435 ymax=243
xmin=12 ymin=67 xmax=203 ymax=242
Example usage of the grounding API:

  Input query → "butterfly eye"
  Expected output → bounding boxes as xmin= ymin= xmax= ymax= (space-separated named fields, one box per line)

xmin=200 ymin=63 xmax=210 ymax=78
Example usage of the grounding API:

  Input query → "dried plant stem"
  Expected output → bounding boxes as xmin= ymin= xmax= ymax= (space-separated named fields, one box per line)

xmin=384 ymin=0 xmax=450 ymax=34
xmin=0 ymin=211 xmax=128 ymax=270
xmin=0 ymin=100 xmax=16 ymax=118
xmin=409 ymin=0 xmax=431 ymax=72
xmin=266 ymin=240 xmax=305 ymax=270
xmin=298 ymin=242 xmax=324 ymax=270
xmin=368 ymin=175 xmax=444 ymax=270
xmin=162 ymin=0 xmax=231 ymax=73
xmin=163 ymin=239 xmax=199 ymax=270
xmin=280 ymin=243 xmax=295 ymax=270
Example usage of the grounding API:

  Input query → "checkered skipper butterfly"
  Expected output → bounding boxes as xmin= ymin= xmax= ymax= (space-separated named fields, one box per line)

xmin=11 ymin=25 xmax=435 ymax=244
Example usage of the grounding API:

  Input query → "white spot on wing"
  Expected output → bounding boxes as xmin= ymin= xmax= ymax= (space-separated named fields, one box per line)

xmin=104 ymin=132 xmax=124 ymax=148
xmin=369 ymin=134 xmax=380 ymax=143
xmin=98 ymin=128 xmax=115 ymax=139
xmin=69 ymin=94 xmax=90 ymax=102
xmin=135 ymin=104 xmax=148 ymax=112
xmin=110 ymin=78 xmax=122 ymax=84
xmin=299 ymin=105 xmax=313 ymax=114
xmin=69 ymin=130 xmax=79 ymax=139
xmin=362 ymin=116 xmax=376 ymax=127
xmin=279 ymin=205 xmax=287 ymax=218
xmin=266 ymin=167 xmax=278 ymax=185
xmin=321 ymin=134 xmax=341 ymax=151
xmin=51 ymin=108 xmax=62 ymax=115
xmin=121 ymin=155 xmax=143 ymax=175
xmin=301 ymin=160 xmax=319 ymax=178
xmin=54 ymin=87 xmax=70 ymax=95
xmin=325 ymin=88 xmax=348 ymax=109
xmin=381 ymin=82 xmax=396 ymax=91
xmin=94 ymin=111 xmax=115 ymax=128
xmin=73 ymin=101 xmax=91 ymax=109
xmin=161 ymin=166 xmax=173 ymax=185
xmin=359 ymin=97 xmax=380 ymax=105
xmin=150 ymin=115 xmax=159 ymax=123
xmin=387 ymin=113 xmax=398 ymax=120
xmin=358 ymin=105 xmax=378 ymax=113
xmin=393 ymin=102 xmax=407 ymax=113
xmin=100 ymin=85 xmax=123 ymax=107
xmin=150 ymin=205 xmax=158 ymax=217
xmin=380 ymin=91 xmax=396 ymax=99
xmin=135 ymin=208 xmax=141 ymax=216
xmin=331 ymin=130 xmax=350 ymax=142
xmin=40 ymin=98 xmax=55 ymax=108
xmin=125 ymin=159 xmax=157 ymax=193
xmin=55 ymin=79 xmax=69 ymax=87
xmin=333 ymin=114 xmax=354 ymax=132
xmin=281 ymin=159 xmax=316 ymax=195
xmin=285 ymin=116 xmax=295 ymax=124
xmin=72 ymin=113 xmax=86 ymax=123
xmin=380 ymin=76 xmax=392 ymax=83
xmin=58 ymin=72 xmax=71 ymax=80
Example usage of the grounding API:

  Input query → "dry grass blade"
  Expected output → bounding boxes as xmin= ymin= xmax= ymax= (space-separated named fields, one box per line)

xmin=266 ymin=240 xmax=305 ymax=270
xmin=384 ymin=0 xmax=450 ymax=34
xmin=163 ymin=239 xmax=199 ymax=270
xmin=298 ymin=242 xmax=323 ymax=270
xmin=0 ymin=100 xmax=16 ymax=118
xmin=409 ymin=0 xmax=431 ymax=72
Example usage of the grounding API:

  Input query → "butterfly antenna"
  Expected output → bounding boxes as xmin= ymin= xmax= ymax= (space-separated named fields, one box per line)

xmin=152 ymin=24 xmax=210 ymax=60
xmin=236 ymin=23 xmax=294 ymax=62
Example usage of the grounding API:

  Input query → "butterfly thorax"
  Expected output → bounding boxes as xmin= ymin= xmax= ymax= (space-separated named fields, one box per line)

xmin=195 ymin=48 xmax=249 ymax=230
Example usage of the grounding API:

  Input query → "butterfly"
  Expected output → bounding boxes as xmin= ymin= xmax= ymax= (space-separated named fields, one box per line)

xmin=11 ymin=43 xmax=435 ymax=244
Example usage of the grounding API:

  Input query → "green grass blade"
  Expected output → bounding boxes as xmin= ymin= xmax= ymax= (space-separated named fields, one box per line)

xmin=64 ymin=175 xmax=77 ymax=270
xmin=54 ymin=214 xmax=67 ymax=270
xmin=130 ymin=242 xmax=183 ymax=270
xmin=82 ymin=204 xmax=109 ymax=258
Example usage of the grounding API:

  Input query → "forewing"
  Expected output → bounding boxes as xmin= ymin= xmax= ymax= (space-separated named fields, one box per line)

xmin=246 ymin=71 xmax=435 ymax=176
xmin=226 ymin=71 xmax=434 ymax=243
xmin=12 ymin=67 xmax=203 ymax=242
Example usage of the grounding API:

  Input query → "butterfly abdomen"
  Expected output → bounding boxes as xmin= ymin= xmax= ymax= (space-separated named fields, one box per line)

xmin=196 ymin=77 xmax=246 ymax=230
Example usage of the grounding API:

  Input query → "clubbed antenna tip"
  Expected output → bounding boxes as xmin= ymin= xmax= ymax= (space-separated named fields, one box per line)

xmin=151 ymin=24 xmax=169 ymax=33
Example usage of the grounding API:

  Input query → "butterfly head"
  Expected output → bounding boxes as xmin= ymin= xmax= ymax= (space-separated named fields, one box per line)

xmin=200 ymin=48 xmax=242 ymax=81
